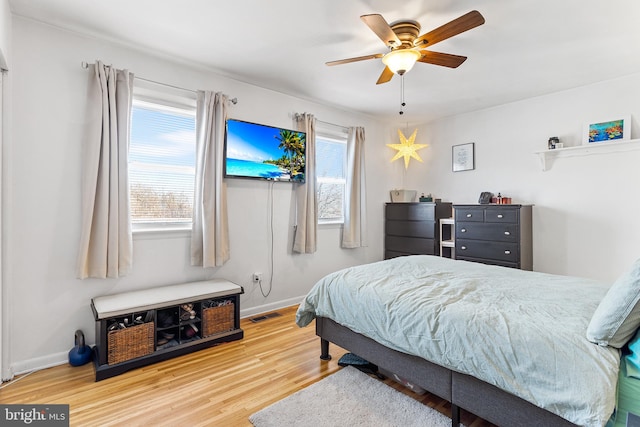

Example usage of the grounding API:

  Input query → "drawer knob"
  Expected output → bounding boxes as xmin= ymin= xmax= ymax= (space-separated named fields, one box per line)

xmin=504 ymin=250 xmax=511 ymax=255
xmin=461 ymin=228 xmax=466 ymax=233
xmin=504 ymin=231 xmax=510 ymax=235
xmin=466 ymin=213 xmax=472 ymax=218
xmin=497 ymin=214 xmax=504 ymax=218
xmin=461 ymin=246 xmax=467 ymax=250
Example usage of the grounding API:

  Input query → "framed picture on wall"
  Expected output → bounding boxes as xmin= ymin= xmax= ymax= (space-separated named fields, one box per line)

xmin=452 ymin=143 xmax=475 ymax=172
xmin=583 ymin=115 xmax=631 ymax=145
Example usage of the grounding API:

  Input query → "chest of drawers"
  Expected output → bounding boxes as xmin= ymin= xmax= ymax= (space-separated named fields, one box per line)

xmin=454 ymin=204 xmax=532 ymax=270
xmin=385 ymin=202 xmax=452 ymax=259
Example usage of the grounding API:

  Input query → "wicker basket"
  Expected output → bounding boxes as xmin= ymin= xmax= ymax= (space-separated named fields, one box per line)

xmin=202 ymin=303 xmax=235 ymax=337
xmin=107 ymin=322 xmax=154 ymax=365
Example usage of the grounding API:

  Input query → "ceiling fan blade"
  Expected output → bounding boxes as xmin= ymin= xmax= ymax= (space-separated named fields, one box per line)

xmin=376 ymin=66 xmax=394 ymax=85
xmin=361 ymin=14 xmax=402 ymax=47
xmin=414 ymin=10 xmax=485 ymax=48
xmin=326 ymin=53 xmax=383 ymax=66
xmin=418 ymin=50 xmax=467 ymax=68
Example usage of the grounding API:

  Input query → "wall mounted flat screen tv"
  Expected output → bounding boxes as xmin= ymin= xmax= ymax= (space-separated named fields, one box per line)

xmin=224 ymin=118 xmax=306 ymax=183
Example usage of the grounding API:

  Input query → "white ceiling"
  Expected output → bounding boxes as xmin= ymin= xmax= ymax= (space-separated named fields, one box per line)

xmin=9 ymin=0 xmax=640 ymax=123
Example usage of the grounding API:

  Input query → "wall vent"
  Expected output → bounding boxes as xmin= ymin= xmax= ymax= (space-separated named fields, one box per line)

xmin=249 ymin=312 xmax=282 ymax=323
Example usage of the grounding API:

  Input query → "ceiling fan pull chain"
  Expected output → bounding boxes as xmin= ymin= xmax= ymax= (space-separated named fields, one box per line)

xmin=399 ymin=75 xmax=406 ymax=115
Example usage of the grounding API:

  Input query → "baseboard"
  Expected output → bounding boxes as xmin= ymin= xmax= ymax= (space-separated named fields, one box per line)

xmin=7 ymin=297 xmax=305 ymax=377
xmin=239 ymin=296 xmax=305 ymax=319
xmin=11 ymin=351 xmax=68 ymax=376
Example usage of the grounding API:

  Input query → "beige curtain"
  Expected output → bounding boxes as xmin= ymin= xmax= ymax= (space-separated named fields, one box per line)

xmin=76 ymin=61 xmax=134 ymax=279
xmin=191 ymin=91 xmax=230 ymax=267
xmin=342 ymin=127 xmax=367 ymax=248
xmin=293 ymin=113 xmax=317 ymax=254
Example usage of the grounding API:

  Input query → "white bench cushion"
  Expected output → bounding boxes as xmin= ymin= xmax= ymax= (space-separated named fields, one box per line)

xmin=92 ymin=279 xmax=242 ymax=319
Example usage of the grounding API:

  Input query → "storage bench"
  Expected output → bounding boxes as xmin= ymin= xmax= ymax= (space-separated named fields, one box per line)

xmin=91 ymin=279 xmax=244 ymax=381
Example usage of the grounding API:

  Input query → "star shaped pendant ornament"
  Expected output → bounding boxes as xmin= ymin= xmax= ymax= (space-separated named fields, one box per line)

xmin=386 ymin=129 xmax=428 ymax=169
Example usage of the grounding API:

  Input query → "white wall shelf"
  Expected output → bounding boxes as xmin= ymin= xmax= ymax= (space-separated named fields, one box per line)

xmin=534 ymin=138 xmax=640 ymax=171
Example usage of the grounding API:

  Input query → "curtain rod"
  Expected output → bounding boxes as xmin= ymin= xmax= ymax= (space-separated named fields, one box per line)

xmin=81 ymin=61 xmax=238 ymax=105
xmin=294 ymin=113 xmax=350 ymax=132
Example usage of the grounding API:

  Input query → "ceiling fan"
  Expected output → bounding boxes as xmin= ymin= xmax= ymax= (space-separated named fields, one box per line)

xmin=326 ymin=10 xmax=485 ymax=84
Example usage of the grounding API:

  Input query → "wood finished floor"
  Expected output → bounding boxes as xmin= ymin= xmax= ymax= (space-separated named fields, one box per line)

xmin=0 ymin=306 xmax=494 ymax=426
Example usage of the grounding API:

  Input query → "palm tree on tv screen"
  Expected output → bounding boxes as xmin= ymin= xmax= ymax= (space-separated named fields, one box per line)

xmin=275 ymin=130 xmax=305 ymax=179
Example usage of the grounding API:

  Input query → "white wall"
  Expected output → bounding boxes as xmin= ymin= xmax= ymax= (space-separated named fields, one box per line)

xmin=0 ymin=0 xmax=9 ymax=68
xmin=399 ymin=74 xmax=640 ymax=282
xmin=0 ymin=0 xmax=11 ymax=381
xmin=11 ymin=12 xmax=639 ymax=376
xmin=6 ymin=17 xmax=390 ymax=374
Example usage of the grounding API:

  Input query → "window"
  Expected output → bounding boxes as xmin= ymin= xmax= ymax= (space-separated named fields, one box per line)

xmin=129 ymin=95 xmax=196 ymax=230
xmin=316 ymin=128 xmax=347 ymax=224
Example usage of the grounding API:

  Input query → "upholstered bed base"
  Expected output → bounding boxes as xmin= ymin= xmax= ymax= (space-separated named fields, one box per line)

xmin=316 ymin=317 xmax=577 ymax=427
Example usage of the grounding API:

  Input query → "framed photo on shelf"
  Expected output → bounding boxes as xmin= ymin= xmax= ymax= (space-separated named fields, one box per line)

xmin=452 ymin=142 xmax=475 ymax=172
xmin=583 ymin=115 xmax=630 ymax=145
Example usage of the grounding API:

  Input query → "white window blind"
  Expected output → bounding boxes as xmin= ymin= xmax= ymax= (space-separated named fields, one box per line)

xmin=129 ymin=99 xmax=196 ymax=229
xmin=316 ymin=130 xmax=347 ymax=223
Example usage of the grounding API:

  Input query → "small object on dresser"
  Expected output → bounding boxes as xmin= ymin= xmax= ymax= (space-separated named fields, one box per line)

xmin=419 ymin=193 xmax=433 ymax=202
xmin=478 ymin=192 xmax=493 ymax=204
xmin=495 ymin=193 xmax=512 ymax=204
xmin=390 ymin=189 xmax=417 ymax=203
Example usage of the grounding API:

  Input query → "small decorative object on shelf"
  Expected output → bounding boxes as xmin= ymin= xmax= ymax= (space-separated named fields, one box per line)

xmin=583 ymin=115 xmax=630 ymax=145
xmin=548 ymin=136 xmax=560 ymax=150
xmin=419 ymin=193 xmax=433 ymax=202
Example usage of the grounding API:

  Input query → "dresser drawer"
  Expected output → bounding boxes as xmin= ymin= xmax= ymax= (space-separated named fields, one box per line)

xmin=456 ymin=239 xmax=519 ymax=263
xmin=456 ymin=257 xmax=519 ymax=269
xmin=386 ymin=203 xmax=436 ymax=221
xmin=456 ymin=222 xmax=518 ymax=243
xmin=386 ymin=220 xmax=435 ymax=239
xmin=455 ymin=207 xmax=484 ymax=222
xmin=385 ymin=235 xmax=435 ymax=255
xmin=483 ymin=208 xmax=519 ymax=223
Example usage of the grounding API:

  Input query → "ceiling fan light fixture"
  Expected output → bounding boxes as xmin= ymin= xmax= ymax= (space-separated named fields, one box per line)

xmin=382 ymin=49 xmax=421 ymax=75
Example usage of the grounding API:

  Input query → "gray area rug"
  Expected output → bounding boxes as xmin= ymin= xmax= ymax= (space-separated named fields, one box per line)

xmin=249 ymin=366 xmax=457 ymax=427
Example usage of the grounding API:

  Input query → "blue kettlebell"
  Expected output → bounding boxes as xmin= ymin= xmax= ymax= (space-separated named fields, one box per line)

xmin=68 ymin=330 xmax=92 ymax=366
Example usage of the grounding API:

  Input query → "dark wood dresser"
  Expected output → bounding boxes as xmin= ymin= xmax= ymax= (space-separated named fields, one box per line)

xmin=454 ymin=204 xmax=532 ymax=270
xmin=385 ymin=202 xmax=453 ymax=259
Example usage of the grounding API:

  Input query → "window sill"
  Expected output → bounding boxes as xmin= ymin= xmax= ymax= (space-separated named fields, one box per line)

xmin=133 ymin=226 xmax=191 ymax=240
xmin=319 ymin=220 xmax=343 ymax=229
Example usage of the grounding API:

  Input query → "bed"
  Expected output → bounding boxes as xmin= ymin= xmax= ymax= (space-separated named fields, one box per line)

xmin=296 ymin=255 xmax=640 ymax=427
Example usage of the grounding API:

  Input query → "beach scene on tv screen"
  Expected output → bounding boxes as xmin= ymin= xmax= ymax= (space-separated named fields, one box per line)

xmin=226 ymin=120 xmax=305 ymax=181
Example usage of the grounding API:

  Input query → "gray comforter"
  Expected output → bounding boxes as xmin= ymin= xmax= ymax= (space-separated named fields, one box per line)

xmin=296 ymin=255 xmax=620 ymax=426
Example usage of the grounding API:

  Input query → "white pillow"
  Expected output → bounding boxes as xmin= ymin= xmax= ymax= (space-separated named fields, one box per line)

xmin=587 ymin=259 xmax=640 ymax=348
